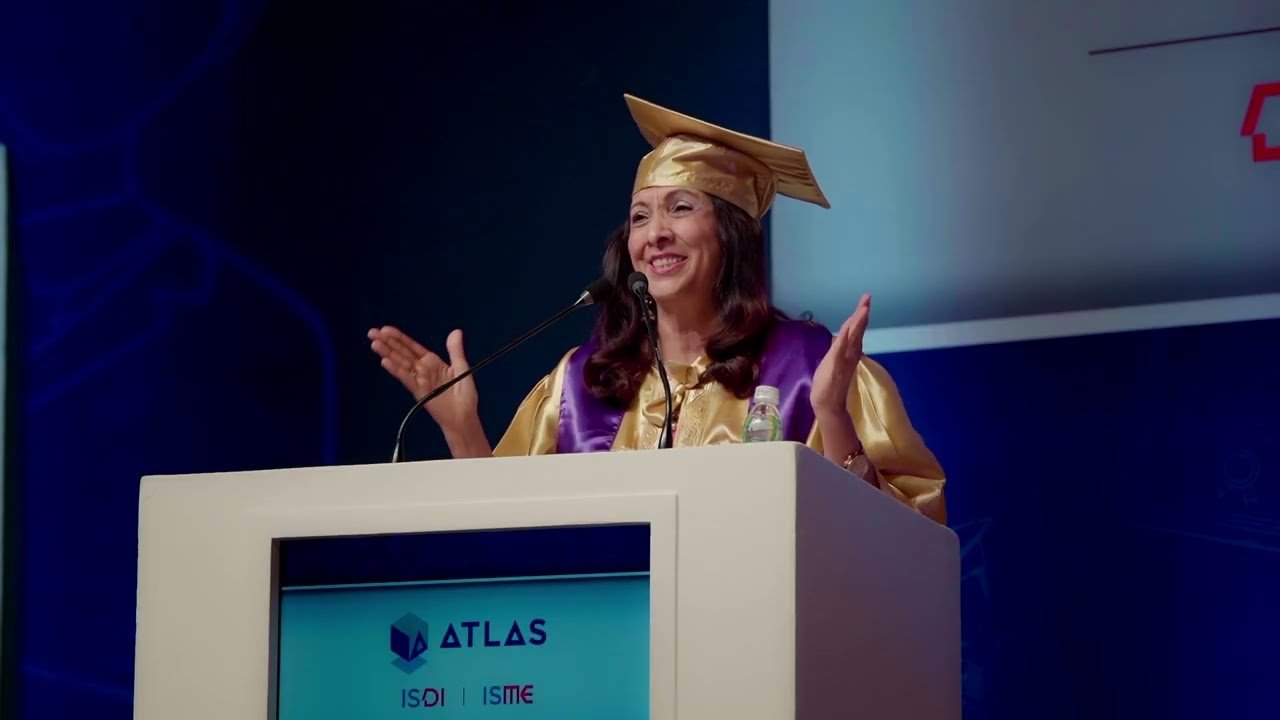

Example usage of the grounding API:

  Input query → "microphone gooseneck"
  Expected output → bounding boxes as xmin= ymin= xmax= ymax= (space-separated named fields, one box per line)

xmin=390 ymin=278 xmax=612 ymax=463
xmin=628 ymin=271 xmax=674 ymax=450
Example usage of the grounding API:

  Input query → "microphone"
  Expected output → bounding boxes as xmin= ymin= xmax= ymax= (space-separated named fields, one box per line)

xmin=628 ymin=271 xmax=674 ymax=449
xmin=390 ymin=277 xmax=613 ymax=463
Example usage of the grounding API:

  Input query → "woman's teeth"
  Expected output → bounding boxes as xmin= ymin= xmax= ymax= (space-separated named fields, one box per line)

xmin=652 ymin=256 xmax=687 ymax=273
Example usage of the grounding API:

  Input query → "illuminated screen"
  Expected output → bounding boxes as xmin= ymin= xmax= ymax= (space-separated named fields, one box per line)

xmin=274 ymin=525 xmax=650 ymax=719
xmin=769 ymin=1 xmax=1280 ymax=345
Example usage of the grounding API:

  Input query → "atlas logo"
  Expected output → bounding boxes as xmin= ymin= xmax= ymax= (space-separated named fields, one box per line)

xmin=389 ymin=614 xmax=547 ymax=675
xmin=1241 ymin=82 xmax=1280 ymax=162
xmin=390 ymin=613 xmax=429 ymax=674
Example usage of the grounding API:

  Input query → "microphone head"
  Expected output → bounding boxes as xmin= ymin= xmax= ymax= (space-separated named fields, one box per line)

xmin=574 ymin=277 xmax=614 ymax=307
xmin=627 ymin=271 xmax=649 ymax=296
xmin=584 ymin=277 xmax=613 ymax=303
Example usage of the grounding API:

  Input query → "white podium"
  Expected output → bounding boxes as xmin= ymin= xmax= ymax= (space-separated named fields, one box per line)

xmin=135 ymin=442 xmax=959 ymax=719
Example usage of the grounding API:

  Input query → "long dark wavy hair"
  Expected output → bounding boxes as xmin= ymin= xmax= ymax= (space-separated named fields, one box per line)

xmin=584 ymin=195 xmax=782 ymax=406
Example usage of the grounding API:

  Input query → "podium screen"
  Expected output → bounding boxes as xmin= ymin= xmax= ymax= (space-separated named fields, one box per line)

xmin=273 ymin=525 xmax=650 ymax=720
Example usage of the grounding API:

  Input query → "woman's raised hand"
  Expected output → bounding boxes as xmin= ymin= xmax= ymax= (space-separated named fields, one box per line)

xmin=810 ymin=293 xmax=870 ymax=417
xmin=367 ymin=325 xmax=479 ymax=434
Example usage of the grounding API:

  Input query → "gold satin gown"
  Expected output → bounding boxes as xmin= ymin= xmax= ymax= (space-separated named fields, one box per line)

xmin=494 ymin=350 xmax=947 ymax=525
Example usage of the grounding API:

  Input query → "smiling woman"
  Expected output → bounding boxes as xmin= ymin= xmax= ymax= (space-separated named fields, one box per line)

xmin=588 ymin=191 xmax=761 ymax=407
xmin=368 ymin=96 xmax=948 ymax=524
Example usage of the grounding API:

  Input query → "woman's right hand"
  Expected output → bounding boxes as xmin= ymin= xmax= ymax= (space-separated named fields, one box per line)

xmin=367 ymin=325 xmax=480 ymax=434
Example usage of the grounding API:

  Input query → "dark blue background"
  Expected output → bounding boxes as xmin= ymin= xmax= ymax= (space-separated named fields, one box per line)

xmin=3 ymin=2 xmax=1277 ymax=718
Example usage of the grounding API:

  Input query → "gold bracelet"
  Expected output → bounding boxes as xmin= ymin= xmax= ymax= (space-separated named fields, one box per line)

xmin=842 ymin=448 xmax=873 ymax=480
xmin=841 ymin=448 xmax=863 ymax=469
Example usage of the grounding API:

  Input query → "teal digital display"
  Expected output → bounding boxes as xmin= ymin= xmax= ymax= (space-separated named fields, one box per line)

xmin=274 ymin=526 xmax=650 ymax=719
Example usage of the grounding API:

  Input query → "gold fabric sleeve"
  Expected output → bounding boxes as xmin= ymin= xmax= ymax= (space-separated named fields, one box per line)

xmin=805 ymin=357 xmax=948 ymax=525
xmin=491 ymin=348 xmax=574 ymax=457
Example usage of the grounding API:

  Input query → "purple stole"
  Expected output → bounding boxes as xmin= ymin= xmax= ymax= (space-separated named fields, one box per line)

xmin=555 ymin=319 xmax=833 ymax=453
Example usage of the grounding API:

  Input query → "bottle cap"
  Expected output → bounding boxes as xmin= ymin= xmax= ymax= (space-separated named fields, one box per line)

xmin=752 ymin=385 xmax=780 ymax=406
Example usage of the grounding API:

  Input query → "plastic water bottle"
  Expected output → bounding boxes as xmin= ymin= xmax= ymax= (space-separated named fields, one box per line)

xmin=743 ymin=385 xmax=782 ymax=443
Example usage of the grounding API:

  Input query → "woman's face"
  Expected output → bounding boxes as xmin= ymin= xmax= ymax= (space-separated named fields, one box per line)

xmin=627 ymin=186 xmax=722 ymax=309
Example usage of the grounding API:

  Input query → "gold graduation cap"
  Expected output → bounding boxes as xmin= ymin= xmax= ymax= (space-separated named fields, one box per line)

xmin=625 ymin=93 xmax=830 ymax=219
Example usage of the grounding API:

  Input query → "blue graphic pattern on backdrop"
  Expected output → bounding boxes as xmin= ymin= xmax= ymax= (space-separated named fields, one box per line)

xmin=883 ymin=318 xmax=1280 ymax=720
xmin=2 ymin=1 xmax=339 ymax=714
xmin=2 ymin=3 xmax=772 ymax=716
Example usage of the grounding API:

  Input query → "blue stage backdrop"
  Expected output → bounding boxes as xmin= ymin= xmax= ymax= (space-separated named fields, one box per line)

xmin=2 ymin=2 xmax=1278 ymax=719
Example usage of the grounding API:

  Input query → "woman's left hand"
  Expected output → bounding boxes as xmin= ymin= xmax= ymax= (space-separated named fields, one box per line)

xmin=810 ymin=293 xmax=870 ymax=417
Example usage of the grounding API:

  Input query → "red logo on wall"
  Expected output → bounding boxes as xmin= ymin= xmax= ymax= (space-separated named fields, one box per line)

xmin=1241 ymin=82 xmax=1280 ymax=162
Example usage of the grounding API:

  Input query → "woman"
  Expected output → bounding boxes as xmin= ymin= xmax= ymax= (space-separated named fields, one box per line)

xmin=369 ymin=94 xmax=947 ymax=524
